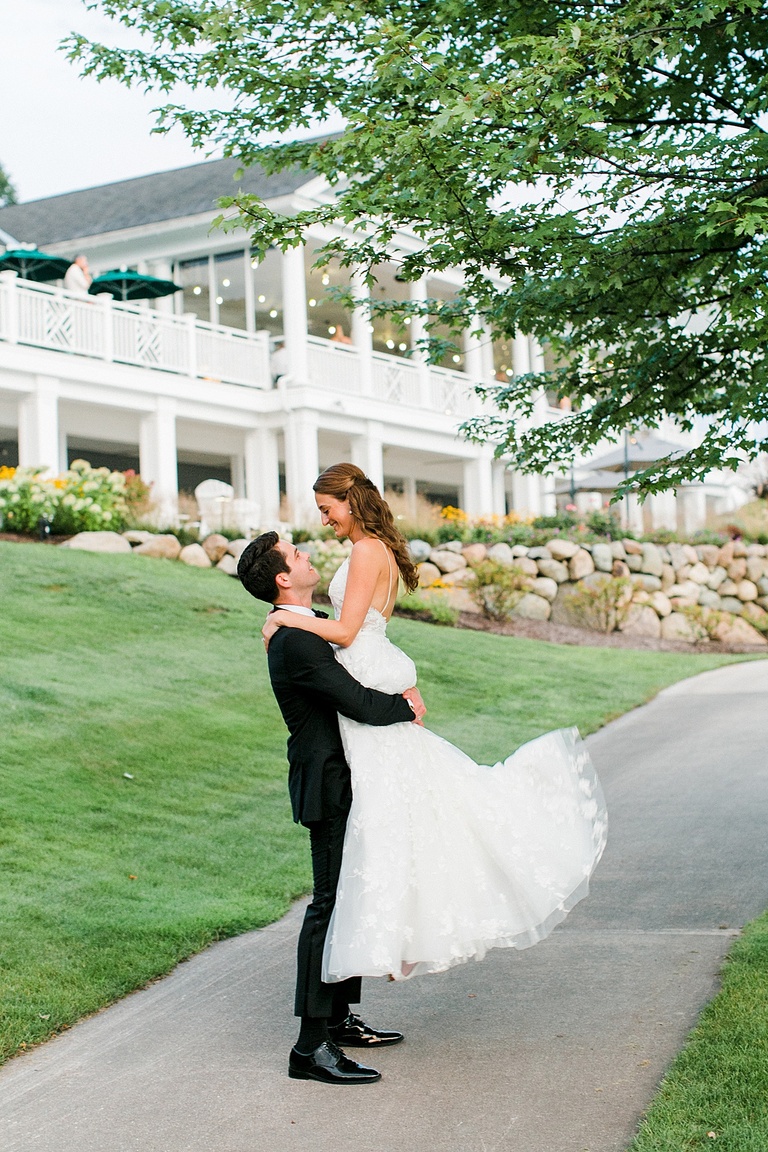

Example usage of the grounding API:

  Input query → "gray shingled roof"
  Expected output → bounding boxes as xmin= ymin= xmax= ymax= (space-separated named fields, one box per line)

xmin=0 ymin=156 xmax=312 ymax=248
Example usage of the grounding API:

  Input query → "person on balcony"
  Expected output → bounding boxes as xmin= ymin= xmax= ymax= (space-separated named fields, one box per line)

xmin=63 ymin=255 xmax=92 ymax=294
xmin=330 ymin=325 xmax=353 ymax=346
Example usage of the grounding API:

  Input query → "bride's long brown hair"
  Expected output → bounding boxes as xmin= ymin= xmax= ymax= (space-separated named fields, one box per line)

xmin=313 ymin=463 xmax=419 ymax=593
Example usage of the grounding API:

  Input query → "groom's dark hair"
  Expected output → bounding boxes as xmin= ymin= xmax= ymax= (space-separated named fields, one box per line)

xmin=237 ymin=531 xmax=290 ymax=603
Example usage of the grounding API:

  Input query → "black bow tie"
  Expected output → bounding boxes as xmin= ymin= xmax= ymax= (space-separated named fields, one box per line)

xmin=314 ymin=609 xmax=329 ymax=619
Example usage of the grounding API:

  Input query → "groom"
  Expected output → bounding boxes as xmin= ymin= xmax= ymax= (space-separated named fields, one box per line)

xmin=237 ymin=532 xmax=425 ymax=1084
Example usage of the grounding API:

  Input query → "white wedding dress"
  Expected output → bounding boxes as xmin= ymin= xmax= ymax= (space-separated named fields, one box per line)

xmin=321 ymin=556 xmax=607 ymax=983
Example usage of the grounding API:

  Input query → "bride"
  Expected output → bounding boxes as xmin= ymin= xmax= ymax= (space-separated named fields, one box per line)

xmin=262 ymin=463 xmax=607 ymax=982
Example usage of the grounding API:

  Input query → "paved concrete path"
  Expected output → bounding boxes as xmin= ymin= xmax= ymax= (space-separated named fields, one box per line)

xmin=2 ymin=660 xmax=767 ymax=1152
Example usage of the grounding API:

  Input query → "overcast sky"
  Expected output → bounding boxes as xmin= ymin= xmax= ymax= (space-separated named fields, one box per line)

xmin=2 ymin=0 xmax=271 ymax=203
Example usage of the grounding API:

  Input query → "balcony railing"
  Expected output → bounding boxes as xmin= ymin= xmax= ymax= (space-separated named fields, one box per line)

xmin=307 ymin=335 xmax=481 ymax=417
xmin=0 ymin=273 xmax=271 ymax=389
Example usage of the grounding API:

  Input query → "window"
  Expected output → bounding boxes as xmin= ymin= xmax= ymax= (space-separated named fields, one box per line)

xmin=493 ymin=337 xmax=514 ymax=382
xmin=426 ymin=280 xmax=465 ymax=372
xmin=304 ymin=247 xmax=353 ymax=343
xmin=178 ymin=257 xmax=210 ymax=322
xmin=370 ymin=264 xmax=412 ymax=359
xmin=251 ymin=247 xmax=283 ymax=336
xmin=215 ymin=250 xmax=246 ymax=331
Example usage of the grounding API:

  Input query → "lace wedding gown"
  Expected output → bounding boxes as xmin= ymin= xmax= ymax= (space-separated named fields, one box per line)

xmin=322 ymin=556 xmax=607 ymax=982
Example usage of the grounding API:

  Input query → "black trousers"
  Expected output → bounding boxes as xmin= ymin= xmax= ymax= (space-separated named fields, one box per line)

xmin=294 ymin=812 xmax=362 ymax=1018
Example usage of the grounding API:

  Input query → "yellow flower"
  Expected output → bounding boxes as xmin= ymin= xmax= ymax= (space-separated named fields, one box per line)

xmin=0 ymin=466 xmax=16 ymax=481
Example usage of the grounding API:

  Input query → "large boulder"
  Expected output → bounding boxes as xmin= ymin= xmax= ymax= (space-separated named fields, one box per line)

xmin=549 ymin=582 xmax=581 ymax=626
xmin=226 ymin=538 xmax=251 ymax=560
xmin=531 ymin=576 xmax=559 ymax=602
xmin=60 ymin=531 xmax=132 ymax=553
xmin=696 ymin=544 xmax=721 ymax=567
xmin=631 ymin=573 xmax=662 ymax=593
xmin=537 ymin=557 xmax=570 ymax=583
xmin=713 ymin=614 xmax=767 ymax=646
xmin=622 ymin=538 xmax=643 ymax=555
xmin=742 ymin=601 xmax=768 ymax=625
xmin=568 ymin=548 xmax=595 ymax=581
xmin=440 ymin=587 xmax=482 ymax=614
xmin=439 ymin=539 xmax=465 ymax=553
xmin=515 ymin=556 xmax=539 ymax=578
xmin=429 ymin=549 xmax=467 ymax=574
xmin=698 ymin=588 xmax=722 ymax=609
xmin=746 ymin=556 xmax=767 ymax=583
xmin=441 ymin=567 xmax=475 ymax=586
xmin=687 ymin=562 xmax=711 ymax=585
xmin=660 ymin=612 xmax=699 ymax=642
xmin=217 ymin=554 xmax=238 ymax=577
xmin=461 ymin=543 xmax=488 ymax=567
xmin=667 ymin=542 xmax=690 ymax=572
xmin=511 ymin=545 xmax=531 ymax=558
xmin=624 ymin=553 xmax=643 ymax=572
xmin=649 ymin=591 xmax=673 ymax=618
xmin=716 ymin=540 xmax=735 ymax=568
xmin=727 ymin=557 xmax=748 ymax=582
xmin=513 ymin=592 xmax=552 ymax=621
xmin=660 ymin=563 xmax=676 ymax=591
xmin=719 ymin=596 xmax=745 ymax=615
xmin=201 ymin=533 xmax=229 ymax=564
xmin=527 ymin=546 xmax=553 ymax=560
xmin=610 ymin=541 xmax=627 ymax=560
xmin=179 ymin=543 xmax=212 ymax=568
xmin=546 ymin=538 xmax=580 ymax=561
xmin=620 ymin=604 xmax=662 ymax=639
xmin=640 ymin=543 xmax=664 ymax=577
xmin=706 ymin=566 xmax=728 ymax=590
xmin=122 ymin=530 xmax=155 ymax=545
xmin=417 ymin=562 xmax=442 ymax=587
xmin=487 ymin=542 xmax=515 ymax=566
xmin=408 ymin=538 xmax=433 ymax=563
xmin=591 ymin=543 xmax=614 ymax=572
xmin=134 ymin=534 xmax=182 ymax=560
xmin=746 ymin=543 xmax=767 ymax=556
xmin=735 ymin=579 xmax=759 ymax=602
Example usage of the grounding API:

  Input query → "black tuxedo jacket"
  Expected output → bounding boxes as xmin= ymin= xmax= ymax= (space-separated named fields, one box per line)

xmin=267 ymin=625 xmax=413 ymax=826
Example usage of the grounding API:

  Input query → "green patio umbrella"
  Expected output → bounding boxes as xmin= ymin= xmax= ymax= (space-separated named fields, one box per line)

xmin=88 ymin=269 xmax=181 ymax=303
xmin=0 ymin=248 xmax=71 ymax=281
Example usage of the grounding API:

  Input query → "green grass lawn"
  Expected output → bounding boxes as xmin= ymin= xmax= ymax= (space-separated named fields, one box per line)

xmin=0 ymin=540 xmax=749 ymax=1065
xmin=629 ymin=911 xmax=768 ymax=1152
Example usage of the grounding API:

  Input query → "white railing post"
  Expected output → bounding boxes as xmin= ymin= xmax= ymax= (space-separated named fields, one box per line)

xmin=0 ymin=270 xmax=19 ymax=344
xmin=409 ymin=277 xmax=432 ymax=408
xmin=183 ymin=312 xmax=198 ymax=378
xmin=350 ymin=269 xmax=374 ymax=396
xmin=99 ymin=292 xmax=114 ymax=361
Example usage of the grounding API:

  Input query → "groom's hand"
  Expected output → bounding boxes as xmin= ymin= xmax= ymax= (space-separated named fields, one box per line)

xmin=403 ymin=687 xmax=426 ymax=723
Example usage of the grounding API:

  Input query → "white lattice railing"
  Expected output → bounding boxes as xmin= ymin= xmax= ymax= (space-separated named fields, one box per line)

xmin=305 ymin=335 xmax=478 ymax=415
xmin=0 ymin=273 xmax=271 ymax=389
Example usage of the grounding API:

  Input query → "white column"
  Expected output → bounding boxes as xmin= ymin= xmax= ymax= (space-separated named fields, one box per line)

xmin=282 ymin=245 xmax=309 ymax=383
xmin=541 ymin=474 xmax=557 ymax=516
xmin=491 ymin=459 xmax=508 ymax=517
xmin=510 ymin=470 xmax=543 ymax=518
xmin=649 ymin=489 xmax=677 ymax=531
xmin=244 ymin=426 xmax=281 ymax=524
xmin=351 ymin=423 xmax=384 ymax=491
xmin=677 ymin=486 xmax=707 ymax=536
xmin=410 ymin=278 xmax=432 ymax=408
xmin=462 ymin=453 xmax=495 ymax=517
xmin=513 ymin=332 xmax=531 ymax=376
xmin=284 ymin=410 xmax=319 ymax=525
xmin=350 ymin=269 xmax=374 ymax=396
xmin=139 ymin=399 xmax=178 ymax=526
xmin=149 ymin=260 xmax=174 ymax=314
xmin=404 ymin=475 xmax=417 ymax=518
xmin=18 ymin=377 xmax=60 ymax=475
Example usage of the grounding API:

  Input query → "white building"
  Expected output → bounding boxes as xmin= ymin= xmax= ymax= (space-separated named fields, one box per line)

xmin=0 ymin=156 xmax=747 ymax=531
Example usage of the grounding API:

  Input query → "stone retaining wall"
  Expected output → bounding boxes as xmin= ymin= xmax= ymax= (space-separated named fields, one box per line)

xmin=410 ymin=536 xmax=768 ymax=645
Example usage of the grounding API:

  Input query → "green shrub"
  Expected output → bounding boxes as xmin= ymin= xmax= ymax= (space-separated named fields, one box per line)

xmin=679 ymin=604 xmax=728 ymax=643
xmin=468 ymin=560 xmax=532 ymax=621
xmin=50 ymin=460 xmax=129 ymax=535
xmin=0 ymin=467 xmax=58 ymax=533
xmin=564 ymin=575 xmax=634 ymax=633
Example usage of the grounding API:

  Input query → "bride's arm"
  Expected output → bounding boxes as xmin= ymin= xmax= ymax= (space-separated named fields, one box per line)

xmin=263 ymin=538 xmax=385 ymax=648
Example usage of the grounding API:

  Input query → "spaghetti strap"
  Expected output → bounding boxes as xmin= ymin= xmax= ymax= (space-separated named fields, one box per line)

xmin=379 ymin=538 xmax=396 ymax=612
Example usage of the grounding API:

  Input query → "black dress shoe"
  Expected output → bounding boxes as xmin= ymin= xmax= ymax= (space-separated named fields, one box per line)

xmin=288 ymin=1040 xmax=381 ymax=1084
xmin=328 ymin=1013 xmax=405 ymax=1048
